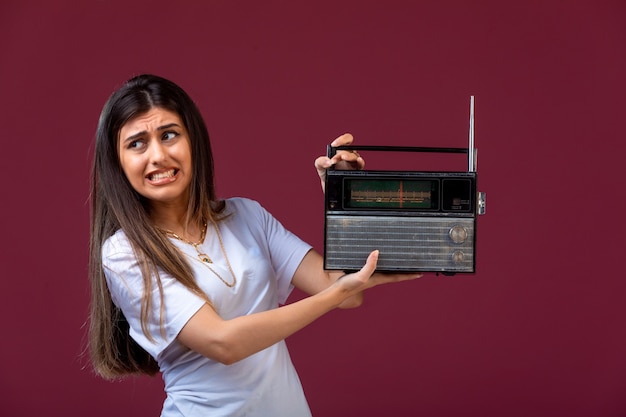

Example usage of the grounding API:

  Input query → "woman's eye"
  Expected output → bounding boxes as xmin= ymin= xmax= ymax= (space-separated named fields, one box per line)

xmin=163 ymin=131 xmax=178 ymax=141
xmin=128 ymin=140 xmax=144 ymax=149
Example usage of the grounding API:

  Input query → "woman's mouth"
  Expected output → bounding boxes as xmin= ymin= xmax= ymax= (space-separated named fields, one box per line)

xmin=148 ymin=169 xmax=178 ymax=181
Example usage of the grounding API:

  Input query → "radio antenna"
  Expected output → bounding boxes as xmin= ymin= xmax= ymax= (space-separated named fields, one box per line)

xmin=468 ymin=96 xmax=476 ymax=172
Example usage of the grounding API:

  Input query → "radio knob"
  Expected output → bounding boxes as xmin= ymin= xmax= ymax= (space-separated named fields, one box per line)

xmin=452 ymin=250 xmax=465 ymax=263
xmin=449 ymin=225 xmax=468 ymax=244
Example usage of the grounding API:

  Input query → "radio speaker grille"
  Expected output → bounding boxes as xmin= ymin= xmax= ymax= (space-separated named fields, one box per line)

xmin=325 ymin=215 xmax=475 ymax=272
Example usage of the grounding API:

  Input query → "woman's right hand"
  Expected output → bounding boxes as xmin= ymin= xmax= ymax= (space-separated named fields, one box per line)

xmin=332 ymin=250 xmax=423 ymax=299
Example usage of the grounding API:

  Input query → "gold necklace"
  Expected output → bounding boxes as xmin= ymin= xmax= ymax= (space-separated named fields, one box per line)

xmin=159 ymin=220 xmax=237 ymax=288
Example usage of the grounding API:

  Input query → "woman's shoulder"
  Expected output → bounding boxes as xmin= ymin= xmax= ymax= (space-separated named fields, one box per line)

xmin=220 ymin=197 xmax=274 ymax=230
xmin=222 ymin=197 xmax=267 ymax=216
xmin=102 ymin=228 xmax=133 ymax=257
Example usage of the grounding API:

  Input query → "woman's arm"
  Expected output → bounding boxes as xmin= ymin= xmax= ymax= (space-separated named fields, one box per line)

xmin=290 ymin=249 xmax=364 ymax=309
xmin=177 ymin=134 xmax=419 ymax=365
xmin=177 ymin=251 xmax=421 ymax=365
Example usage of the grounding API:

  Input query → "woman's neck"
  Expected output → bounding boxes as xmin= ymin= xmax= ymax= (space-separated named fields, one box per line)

xmin=150 ymin=202 xmax=202 ymax=242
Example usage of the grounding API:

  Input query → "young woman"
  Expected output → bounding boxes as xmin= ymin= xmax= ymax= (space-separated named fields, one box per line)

xmin=88 ymin=74 xmax=421 ymax=416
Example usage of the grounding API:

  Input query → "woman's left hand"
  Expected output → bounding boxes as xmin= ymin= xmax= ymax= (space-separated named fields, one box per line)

xmin=314 ymin=133 xmax=365 ymax=192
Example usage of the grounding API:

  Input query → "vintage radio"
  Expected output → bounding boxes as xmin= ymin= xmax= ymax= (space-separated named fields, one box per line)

xmin=323 ymin=97 xmax=486 ymax=274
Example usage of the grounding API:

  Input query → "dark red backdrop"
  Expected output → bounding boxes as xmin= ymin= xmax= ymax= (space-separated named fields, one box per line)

xmin=1 ymin=1 xmax=625 ymax=416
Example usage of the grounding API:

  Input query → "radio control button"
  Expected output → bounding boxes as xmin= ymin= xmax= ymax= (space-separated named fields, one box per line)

xmin=452 ymin=250 xmax=465 ymax=263
xmin=449 ymin=225 xmax=468 ymax=244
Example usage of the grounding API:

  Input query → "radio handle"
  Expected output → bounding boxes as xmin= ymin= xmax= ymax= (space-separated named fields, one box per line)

xmin=329 ymin=96 xmax=477 ymax=171
xmin=327 ymin=145 xmax=469 ymax=159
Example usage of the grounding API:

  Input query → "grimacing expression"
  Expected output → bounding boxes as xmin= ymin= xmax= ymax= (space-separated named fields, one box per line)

xmin=118 ymin=107 xmax=193 ymax=207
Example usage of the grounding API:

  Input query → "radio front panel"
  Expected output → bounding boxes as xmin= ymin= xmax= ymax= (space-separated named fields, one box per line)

xmin=324 ymin=169 xmax=479 ymax=274
xmin=324 ymin=214 xmax=475 ymax=273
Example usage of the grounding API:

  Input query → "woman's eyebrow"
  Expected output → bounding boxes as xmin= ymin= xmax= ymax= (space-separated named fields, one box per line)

xmin=122 ymin=123 xmax=182 ymax=143
xmin=156 ymin=123 xmax=181 ymax=131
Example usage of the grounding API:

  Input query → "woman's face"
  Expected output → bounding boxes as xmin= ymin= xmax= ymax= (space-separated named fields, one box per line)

xmin=118 ymin=107 xmax=193 ymax=208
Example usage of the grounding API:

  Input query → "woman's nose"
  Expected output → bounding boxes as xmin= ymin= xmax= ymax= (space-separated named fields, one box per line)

xmin=148 ymin=140 xmax=167 ymax=164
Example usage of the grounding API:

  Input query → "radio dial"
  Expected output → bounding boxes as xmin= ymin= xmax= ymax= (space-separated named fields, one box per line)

xmin=449 ymin=225 xmax=468 ymax=244
xmin=452 ymin=250 xmax=465 ymax=264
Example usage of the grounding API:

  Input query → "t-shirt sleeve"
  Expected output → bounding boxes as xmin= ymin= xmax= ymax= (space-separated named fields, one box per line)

xmin=102 ymin=233 xmax=206 ymax=360
xmin=234 ymin=198 xmax=312 ymax=304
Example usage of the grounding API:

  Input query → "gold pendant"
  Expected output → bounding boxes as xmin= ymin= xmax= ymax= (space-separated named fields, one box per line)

xmin=198 ymin=253 xmax=212 ymax=263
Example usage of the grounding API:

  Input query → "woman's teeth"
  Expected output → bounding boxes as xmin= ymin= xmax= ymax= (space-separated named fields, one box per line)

xmin=150 ymin=169 xmax=175 ymax=181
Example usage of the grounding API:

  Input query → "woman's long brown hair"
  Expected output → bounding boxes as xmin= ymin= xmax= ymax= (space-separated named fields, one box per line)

xmin=89 ymin=74 xmax=223 ymax=378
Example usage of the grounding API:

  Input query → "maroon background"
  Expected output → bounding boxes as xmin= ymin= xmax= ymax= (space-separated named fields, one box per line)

xmin=1 ymin=1 xmax=625 ymax=416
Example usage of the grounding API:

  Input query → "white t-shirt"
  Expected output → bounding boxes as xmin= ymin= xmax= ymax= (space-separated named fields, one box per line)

xmin=103 ymin=198 xmax=313 ymax=417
